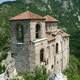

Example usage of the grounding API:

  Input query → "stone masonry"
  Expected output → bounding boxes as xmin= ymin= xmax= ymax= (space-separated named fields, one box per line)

xmin=10 ymin=11 xmax=69 ymax=74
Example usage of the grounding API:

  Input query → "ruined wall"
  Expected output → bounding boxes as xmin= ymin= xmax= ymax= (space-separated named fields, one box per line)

xmin=55 ymin=34 xmax=64 ymax=73
xmin=11 ymin=20 xmax=32 ymax=73
xmin=62 ymin=37 xmax=69 ymax=70
xmin=46 ymin=41 xmax=55 ymax=73
xmin=46 ymin=22 xmax=58 ymax=32
xmin=30 ymin=20 xmax=46 ymax=41
xmin=54 ymin=34 xmax=69 ymax=72
xmin=10 ymin=19 xmax=47 ymax=73
xmin=29 ymin=20 xmax=47 ymax=71
xmin=10 ymin=19 xmax=69 ymax=74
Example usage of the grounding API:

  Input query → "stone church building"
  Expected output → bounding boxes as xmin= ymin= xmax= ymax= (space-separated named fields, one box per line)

xmin=10 ymin=11 xmax=69 ymax=74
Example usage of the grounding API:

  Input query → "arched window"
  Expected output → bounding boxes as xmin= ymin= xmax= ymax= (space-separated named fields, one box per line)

xmin=56 ymin=43 xmax=58 ymax=53
xmin=36 ymin=24 xmax=41 ymax=39
xmin=40 ymin=48 xmax=44 ymax=62
xmin=16 ymin=24 xmax=24 ymax=43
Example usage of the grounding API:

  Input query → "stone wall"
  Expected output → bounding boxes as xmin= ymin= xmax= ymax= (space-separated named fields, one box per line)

xmin=30 ymin=20 xmax=46 ymax=41
xmin=29 ymin=20 xmax=47 ymax=71
xmin=33 ymin=38 xmax=48 ymax=66
xmin=46 ymin=22 xmax=58 ymax=32
xmin=10 ymin=19 xmax=47 ymax=73
xmin=46 ymin=41 xmax=55 ymax=73
xmin=10 ymin=19 xmax=69 ymax=74
xmin=62 ymin=37 xmax=69 ymax=70
xmin=11 ymin=20 xmax=32 ymax=73
xmin=55 ymin=34 xmax=69 ymax=72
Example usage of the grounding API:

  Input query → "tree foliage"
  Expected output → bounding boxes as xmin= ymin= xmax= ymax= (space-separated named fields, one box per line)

xmin=64 ymin=55 xmax=80 ymax=80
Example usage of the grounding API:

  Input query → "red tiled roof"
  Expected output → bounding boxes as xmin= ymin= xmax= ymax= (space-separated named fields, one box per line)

xmin=44 ymin=15 xmax=58 ymax=22
xmin=10 ymin=11 xmax=45 ymax=20
xmin=46 ymin=29 xmax=70 ymax=37
xmin=46 ymin=29 xmax=69 ymax=42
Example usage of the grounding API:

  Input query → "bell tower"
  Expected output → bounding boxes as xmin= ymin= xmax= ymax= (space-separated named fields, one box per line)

xmin=10 ymin=11 xmax=46 ymax=73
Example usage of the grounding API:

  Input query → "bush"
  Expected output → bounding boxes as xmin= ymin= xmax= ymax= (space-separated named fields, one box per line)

xmin=64 ymin=55 xmax=80 ymax=80
xmin=23 ymin=66 xmax=49 ymax=80
xmin=0 ymin=64 xmax=6 ymax=74
xmin=0 ymin=51 xmax=8 ymax=62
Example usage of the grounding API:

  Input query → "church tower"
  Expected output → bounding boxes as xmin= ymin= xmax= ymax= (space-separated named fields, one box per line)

xmin=10 ymin=11 xmax=47 ymax=73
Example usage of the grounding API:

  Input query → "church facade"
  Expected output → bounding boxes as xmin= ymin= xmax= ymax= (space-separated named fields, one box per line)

xmin=10 ymin=11 xmax=69 ymax=74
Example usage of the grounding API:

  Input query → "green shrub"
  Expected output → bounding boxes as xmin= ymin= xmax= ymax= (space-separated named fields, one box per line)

xmin=0 ymin=51 xmax=8 ymax=62
xmin=64 ymin=55 xmax=80 ymax=80
xmin=0 ymin=64 xmax=6 ymax=74
xmin=23 ymin=66 xmax=49 ymax=80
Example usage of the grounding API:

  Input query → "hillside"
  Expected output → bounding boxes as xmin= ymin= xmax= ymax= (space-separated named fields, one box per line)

xmin=0 ymin=0 xmax=80 ymax=80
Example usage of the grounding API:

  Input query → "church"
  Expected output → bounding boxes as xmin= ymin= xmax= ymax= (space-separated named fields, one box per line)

xmin=10 ymin=11 xmax=69 ymax=74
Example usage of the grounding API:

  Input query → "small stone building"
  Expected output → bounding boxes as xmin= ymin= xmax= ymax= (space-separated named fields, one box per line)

xmin=10 ymin=11 xmax=69 ymax=74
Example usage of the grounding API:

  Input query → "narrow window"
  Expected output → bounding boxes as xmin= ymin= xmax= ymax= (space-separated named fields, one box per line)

xmin=51 ymin=65 xmax=54 ymax=69
xmin=40 ymin=49 xmax=44 ymax=62
xmin=56 ymin=43 xmax=58 ymax=53
xmin=16 ymin=24 xmax=24 ymax=43
xmin=36 ymin=24 xmax=41 ymax=39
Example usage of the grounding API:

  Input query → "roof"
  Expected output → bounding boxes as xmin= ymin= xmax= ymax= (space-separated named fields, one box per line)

xmin=10 ymin=11 xmax=45 ymax=20
xmin=46 ymin=29 xmax=69 ymax=37
xmin=44 ymin=15 xmax=58 ymax=22
xmin=46 ymin=33 xmax=55 ymax=42
xmin=46 ymin=29 xmax=69 ymax=42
